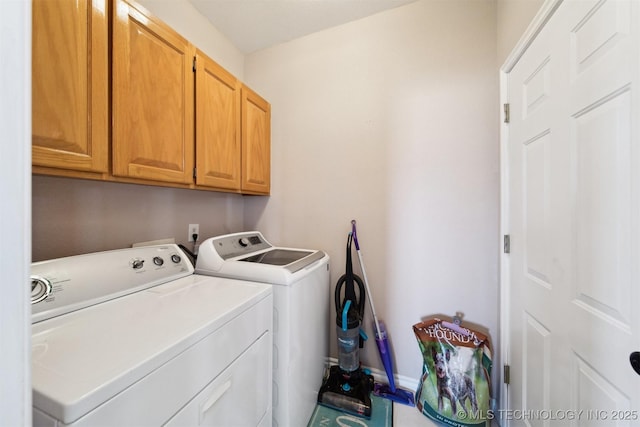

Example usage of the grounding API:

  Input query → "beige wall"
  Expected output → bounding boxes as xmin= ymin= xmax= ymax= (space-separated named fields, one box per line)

xmin=497 ymin=0 xmax=544 ymax=66
xmin=32 ymin=176 xmax=245 ymax=261
xmin=244 ymin=0 xmax=500 ymax=390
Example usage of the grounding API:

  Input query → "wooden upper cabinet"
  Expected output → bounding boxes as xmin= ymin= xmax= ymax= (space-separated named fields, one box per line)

xmin=33 ymin=0 xmax=272 ymax=194
xmin=195 ymin=51 xmax=241 ymax=190
xmin=241 ymin=86 xmax=271 ymax=195
xmin=32 ymin=0 xmax=109 ymax=173
xmin=112 ymin=0 xmax=195 ymax=184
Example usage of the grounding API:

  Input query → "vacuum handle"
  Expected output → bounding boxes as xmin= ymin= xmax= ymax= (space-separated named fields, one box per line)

xmin=341 ymin=300 xmax=352 ymax=331
xmin=334 ymin=273 xmax=366 ymax=326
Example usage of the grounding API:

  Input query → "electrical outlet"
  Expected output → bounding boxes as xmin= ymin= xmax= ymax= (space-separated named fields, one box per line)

xmin=188 ymin=224 xmax=199 ymax=242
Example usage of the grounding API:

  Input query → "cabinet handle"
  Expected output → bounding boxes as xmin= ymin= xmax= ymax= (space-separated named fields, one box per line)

xmin=199 ymin=380 xmax=232 ymax=423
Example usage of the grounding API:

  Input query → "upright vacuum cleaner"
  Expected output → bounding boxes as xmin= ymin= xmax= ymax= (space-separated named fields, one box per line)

xmin=317 ymin=232 xmax=374 ymax=418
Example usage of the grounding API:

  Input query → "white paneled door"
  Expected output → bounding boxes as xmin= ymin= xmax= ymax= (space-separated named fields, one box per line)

xmin=503 ymin=0 xmax=640 ymax=425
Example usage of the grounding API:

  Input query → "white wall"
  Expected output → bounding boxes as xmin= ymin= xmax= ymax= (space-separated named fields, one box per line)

xmin=0 ymin=0 xmax=31 ymax=423
xmin=496 ymin=0 xmax=544 ymax=66
xmin=244 ymin=0 xmax=500 ymax=389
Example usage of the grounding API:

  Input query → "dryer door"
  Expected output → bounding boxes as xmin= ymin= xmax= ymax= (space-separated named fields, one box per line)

xmin=165 ymin=332 xmax=271 ymax=427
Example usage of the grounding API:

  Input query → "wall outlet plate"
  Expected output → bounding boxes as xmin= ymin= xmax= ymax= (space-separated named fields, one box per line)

xmin=188 ymin=224 xmax=199 ymax=242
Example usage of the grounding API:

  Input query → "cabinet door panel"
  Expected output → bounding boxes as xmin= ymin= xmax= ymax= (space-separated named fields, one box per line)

xmin=195 ymin=52 xmax=241 ymax=190
xmin=241 ymin=86 xmax=271 ymax=195
xmin=112 ymin=0 xmax=194 ymax=184
xmin=32 ymin=0 xmax=108 ymax=172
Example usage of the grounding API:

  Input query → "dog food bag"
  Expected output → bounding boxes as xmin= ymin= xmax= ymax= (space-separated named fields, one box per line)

xmin=413 ymin=318 xmax=492 ymax=427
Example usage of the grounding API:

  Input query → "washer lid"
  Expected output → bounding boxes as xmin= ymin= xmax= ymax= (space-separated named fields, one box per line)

xmin=238 ymin=248 xmax=325 ymax=273
xmin=31 ymin=275 xmax=271 ymax=424
xmin=239 ymin=249 xmax=312 ymax=265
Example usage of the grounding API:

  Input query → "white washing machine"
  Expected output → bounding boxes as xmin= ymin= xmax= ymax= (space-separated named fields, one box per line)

xmin=195 ymin=231 xmax=330 ymax=427
xmin=31 ymin=244 xmax=273 ymax=426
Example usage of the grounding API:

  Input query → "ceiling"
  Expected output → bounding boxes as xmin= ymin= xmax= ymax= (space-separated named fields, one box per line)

xmin=189 ymin=0 xmax=418 ymax=54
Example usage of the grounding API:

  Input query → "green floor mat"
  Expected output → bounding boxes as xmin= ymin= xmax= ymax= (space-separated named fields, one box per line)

xmin=307 ymin=394 xmax=393 ymax=427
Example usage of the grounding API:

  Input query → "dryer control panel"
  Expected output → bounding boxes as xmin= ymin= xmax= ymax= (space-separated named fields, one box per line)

xmin=31 ymin=244 xmax=194 ymax=323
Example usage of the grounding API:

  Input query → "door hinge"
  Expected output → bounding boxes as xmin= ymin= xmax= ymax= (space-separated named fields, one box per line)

xmin=504 ymin=364 xmax=510 ymax=384
xmin=503 ymin=103 xmax=510 ymax=124
xmin=192 ymin=57 xmax=196 ymax=72
xmin=503 ymin=234 xmax=510 ymax=254
xmin=193 ymin=167 xmax=197 ymax=179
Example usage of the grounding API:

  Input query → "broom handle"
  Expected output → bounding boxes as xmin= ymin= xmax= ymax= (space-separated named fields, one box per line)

xmin=351 ymin=220 xmax=383 ymax=338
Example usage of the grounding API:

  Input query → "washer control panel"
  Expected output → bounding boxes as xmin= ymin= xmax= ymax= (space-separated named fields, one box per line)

xmin=31 ymin=244 xmax=194 ymax=323
xmin=209 ymin=232 xmax=272 ymax=260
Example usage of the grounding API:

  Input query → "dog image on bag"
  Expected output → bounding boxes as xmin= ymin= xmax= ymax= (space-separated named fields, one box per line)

xmin=432 ymin=347 xmax=478 ymax=417
xmin=413 ymin=318 xmax=492 ymax=427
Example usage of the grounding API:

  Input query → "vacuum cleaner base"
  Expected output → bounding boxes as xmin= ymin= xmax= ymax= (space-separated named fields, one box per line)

xmin=317 ymin=365 xmax=374 ymax=418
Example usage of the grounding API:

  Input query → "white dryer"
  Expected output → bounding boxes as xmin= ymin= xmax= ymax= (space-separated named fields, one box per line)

xmin=196 ymin=232 xmax=330 ymax=427
xmin=31 ymin=244 xmax=273 ymax=426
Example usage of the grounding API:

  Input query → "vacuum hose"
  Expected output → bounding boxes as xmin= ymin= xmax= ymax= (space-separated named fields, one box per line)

xmin=334 ymin=232 xmax=365 ymax=372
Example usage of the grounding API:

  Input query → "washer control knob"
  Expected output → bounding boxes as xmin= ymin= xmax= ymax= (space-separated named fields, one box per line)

xmin=132 ymin=258 xmax=144 ymax=270
xmin=30 ymin=276 xmax=52 ymax=304
xmin=171 ymin=254 xmax=181 ymax=263
xmin=239 ymin=237 xmax=250 ymax=247
xmin=153 ymin=256 xmax=164 ymax=266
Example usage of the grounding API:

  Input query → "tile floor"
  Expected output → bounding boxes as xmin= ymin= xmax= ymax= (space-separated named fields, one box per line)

xmin=393 ymin=403 xmax=437 ymax=426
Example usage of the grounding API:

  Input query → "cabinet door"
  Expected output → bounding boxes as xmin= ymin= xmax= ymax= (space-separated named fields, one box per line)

xmin=112 ymin=0 xmax=195 ymax=184
xmin=32 ymin=0 xmax=108 ymax=173
xmin=241 ymin=86 xmax=271 ymax=195
xmin=195 ymin=51 xmax=241 ymax=190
